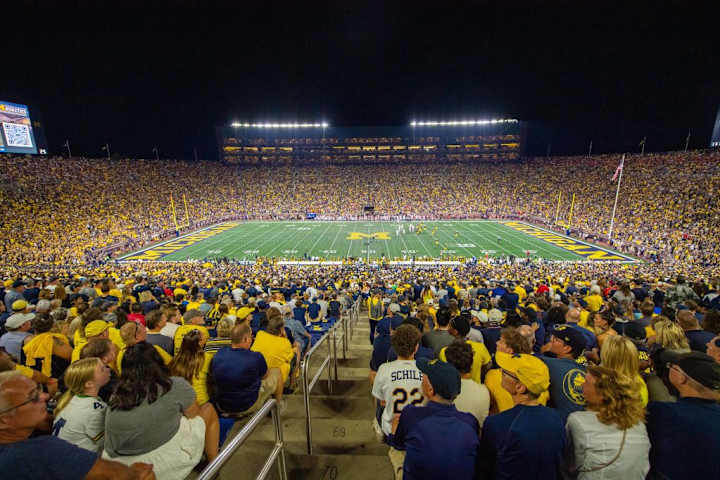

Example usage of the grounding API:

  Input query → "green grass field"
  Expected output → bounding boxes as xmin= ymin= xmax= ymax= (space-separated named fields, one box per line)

xmin=120 ymin=221 xmax=636 ymax=263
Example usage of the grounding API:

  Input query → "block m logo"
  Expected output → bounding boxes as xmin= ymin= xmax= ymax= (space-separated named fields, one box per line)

xmin=346 ymin=232 xmax=391 ymax=240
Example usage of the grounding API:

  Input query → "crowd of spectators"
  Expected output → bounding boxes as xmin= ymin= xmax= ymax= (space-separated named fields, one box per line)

xmin=1 ymin=150 xmax=719 ymax=274
xmin=0 ymin=265 xmax=718 ymax=478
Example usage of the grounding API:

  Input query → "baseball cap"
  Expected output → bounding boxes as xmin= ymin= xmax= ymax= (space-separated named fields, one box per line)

xmin=623 ymin=322 xmax=647 ymax=341
xmin=5 ymin=313 xmax=34 ymax=329
xmin=377 ymin=316 xmax=404 ymax=335
xmin=450 ymin=315 xmax=471 ymax=337
xmin=552 ymin=325 xmax=586 ymax=357
xmin=257 ymin=300 xmax=269 ymax=310
xmin=85 ymin=320 xmax=110 ymax=338
xmin=12 ymin=280 xmax=26 ymax=288
xmin=197 ymin=303 xmax=212 ymax=314
xmin=416 ymin=358 xmax=461 ymax=400
xmin=183 ymin=309 xmax=204 ymax=324
xmin=496 ymin=351 xmax=551 ymax=395
xmin=658 ymin=350 xmax=720 ymax=391
xmin=11 ymin=300 xmax=31 ymax=312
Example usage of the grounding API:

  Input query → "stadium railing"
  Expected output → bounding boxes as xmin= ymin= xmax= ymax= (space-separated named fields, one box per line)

xmin=301 ymin=318 xmax=343 ymax=455
xmin=341 ymin=299 xmax=361 ymax=360
xmin=196 ymin=399 xmax=287 ymax=480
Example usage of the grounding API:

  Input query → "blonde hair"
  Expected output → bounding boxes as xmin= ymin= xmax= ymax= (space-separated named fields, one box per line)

xmin=587 ymin=365 xmax=645 ymax=430
xmin=216 ymin=317 xmax=235 ymax=338
xmin=655 ymin=320 xmax=690 ymax=350
xmin=55 ymin=358 xmax=102 ymax=416
xmin=601 ymin=335 xmax=640 ymax=378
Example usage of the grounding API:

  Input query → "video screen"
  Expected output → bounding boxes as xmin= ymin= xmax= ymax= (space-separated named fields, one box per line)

xmin=0 ymin=101 xmax=38 ymax=154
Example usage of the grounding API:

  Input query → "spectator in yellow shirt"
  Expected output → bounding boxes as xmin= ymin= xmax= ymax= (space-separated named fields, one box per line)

xmin=439 ymin=315 xmax=491 ymax=384
xmin=584 ymin=285 xmax=604 ymax=313
xmin=251 ymin=316 xmax=295 ymax=384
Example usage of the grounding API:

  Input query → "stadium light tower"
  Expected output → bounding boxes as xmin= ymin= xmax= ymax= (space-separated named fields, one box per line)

xmin=409 ymin=118 xmax=518 ymax=127
xmin=230 ymin=121 xmax=329 ymax=128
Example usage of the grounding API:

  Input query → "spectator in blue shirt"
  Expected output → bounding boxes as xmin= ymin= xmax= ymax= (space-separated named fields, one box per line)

xmin=646 ymin=350 xmax=720 ymax=479
xmin=390 ymin=358 xmax=479 ymax=480
xmin=564 ymin=306 xmax=598 ymax=351
xmin=539 ymin=325 xmax=588 ymax=423
xmin=306 ymin=298 xmax=322 ymax=324
xmin=478 ymin=351 xmax=565 ymax=480
xmin=678 ymin=310 xmax=715 ymax=353
xmin=210 ymin=323 xmax=284 ymax=415
xmin=369 ymin=316 xmax=404 ymax=379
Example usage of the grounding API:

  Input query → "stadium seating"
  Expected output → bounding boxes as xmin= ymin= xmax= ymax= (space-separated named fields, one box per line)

xmin=1 ymin=150 xmax=719 ymax=277
xmin=2 ymin=150 xmax=720 ymax=479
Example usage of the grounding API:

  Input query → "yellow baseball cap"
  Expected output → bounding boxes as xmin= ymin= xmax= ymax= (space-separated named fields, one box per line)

xmin=11 ymin=299 xmax=30 ymax=311
xmin=496 ymin=351 xmax=550 ymax=396
xmin=85 ymin=320 xmax=110 ymax=338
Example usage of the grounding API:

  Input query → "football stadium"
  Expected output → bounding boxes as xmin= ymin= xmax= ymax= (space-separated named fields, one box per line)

xmin=2 ymin=6 xmax=720 ymax=480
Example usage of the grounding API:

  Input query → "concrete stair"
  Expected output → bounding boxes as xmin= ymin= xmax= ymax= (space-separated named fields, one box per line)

xmin=193 ymin=311 xmax=394 ymax=480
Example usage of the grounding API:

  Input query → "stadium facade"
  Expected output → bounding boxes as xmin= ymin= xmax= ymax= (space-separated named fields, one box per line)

xmin=216 ymin=120 xmax=524 ymax=165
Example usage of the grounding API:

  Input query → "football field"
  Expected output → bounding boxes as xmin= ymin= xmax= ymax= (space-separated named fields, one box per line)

xmin=119 ymin=221 xmax=637 ymax=263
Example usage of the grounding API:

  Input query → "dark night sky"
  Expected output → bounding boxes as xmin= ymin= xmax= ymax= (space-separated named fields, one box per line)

xmin=5 ymin=3 xmax=720 ymax=159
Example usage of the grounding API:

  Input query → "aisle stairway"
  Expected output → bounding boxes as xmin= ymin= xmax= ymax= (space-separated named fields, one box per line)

xmin=201 ymin=309 xmax=394 ymax=480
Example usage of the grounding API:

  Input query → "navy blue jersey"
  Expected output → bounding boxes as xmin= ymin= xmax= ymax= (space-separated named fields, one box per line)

xmin=478 ymin=404 xmax=565 ymax=480
xmin=393 ymin=402 xmax=479 ymax=480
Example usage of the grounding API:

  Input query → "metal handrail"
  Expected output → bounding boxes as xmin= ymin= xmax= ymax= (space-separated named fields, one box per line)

xmin=301 ymin=319 xmax=343 ymax=454
xmin=196 ymin=399 xmax=287 ymax=480
xmin=341 ymin=298 xmax=360 ymax=360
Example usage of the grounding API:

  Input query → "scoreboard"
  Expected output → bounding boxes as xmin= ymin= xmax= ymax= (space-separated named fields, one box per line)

xmin=0 ymin=101 xmax=39 ymax=155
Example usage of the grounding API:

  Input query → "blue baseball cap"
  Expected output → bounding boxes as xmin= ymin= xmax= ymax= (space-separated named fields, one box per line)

xmin=377 ymin=315 xmax=404 ymax=335
xmin=416 ymin=358 xmax=461 ymax=400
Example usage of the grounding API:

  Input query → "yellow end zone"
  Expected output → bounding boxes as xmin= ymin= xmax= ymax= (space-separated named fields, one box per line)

xmin=120 ymin=222 xmax=241 ymax=261
xmin=502 ymin=221 xmax=636 ymax=262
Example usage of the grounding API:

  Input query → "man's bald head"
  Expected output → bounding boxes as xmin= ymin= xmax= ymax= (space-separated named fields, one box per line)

xmin=565 ymin=308 xmax=581 ymax=324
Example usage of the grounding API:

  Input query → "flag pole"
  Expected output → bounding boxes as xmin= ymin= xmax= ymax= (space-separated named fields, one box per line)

xmin=65 ymin=139 xmax=72 ymax=158
xmin=608 ymin=154 xmax=625 ymax=243
xmin=684 ymin=129 xmax=691 ymax=152
xmin=568 ymin=193 xmax=576 ymax=227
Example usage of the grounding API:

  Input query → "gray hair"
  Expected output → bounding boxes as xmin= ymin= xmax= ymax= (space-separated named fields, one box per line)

xmin=35 ymin=299 xmax=51 ymax=313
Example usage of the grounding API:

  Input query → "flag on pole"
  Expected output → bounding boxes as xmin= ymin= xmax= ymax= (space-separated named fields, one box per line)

xmin=64 ymin=139 xmax=70 ymax=148
xmin=101 ymin=144 xmax=107 ymax=151
xmin=612 ymin=156 xmax=624 ymax=182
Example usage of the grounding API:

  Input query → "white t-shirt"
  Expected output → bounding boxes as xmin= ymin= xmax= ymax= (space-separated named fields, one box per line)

xmin=160 ymin=322 xmax=180 ymax=339
xmin=53 ymin=395 xmax=107 ymax=453
xmin=454 ymin=378 xmax=490 ymax=428
xmin=371 ymin=359 xmax=425 ymax=436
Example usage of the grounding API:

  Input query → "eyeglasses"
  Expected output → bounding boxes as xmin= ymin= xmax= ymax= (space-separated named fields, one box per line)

xmin=0 ymin=384 xmax=43 ymax=415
